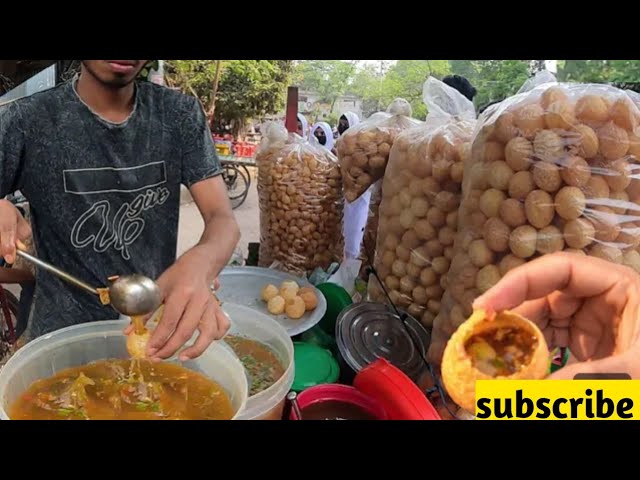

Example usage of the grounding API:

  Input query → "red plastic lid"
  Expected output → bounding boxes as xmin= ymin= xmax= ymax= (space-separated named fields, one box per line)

xmin=354 ymin=358 xmax=441 ymax=420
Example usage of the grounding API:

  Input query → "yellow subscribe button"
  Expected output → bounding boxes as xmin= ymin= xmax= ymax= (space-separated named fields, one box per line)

xmin=475 ymin=380 xmax=640 ymax=420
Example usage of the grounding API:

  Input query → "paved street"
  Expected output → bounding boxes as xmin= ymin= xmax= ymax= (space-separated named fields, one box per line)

xmin=177 ymin=169 xmax=259 ymax=261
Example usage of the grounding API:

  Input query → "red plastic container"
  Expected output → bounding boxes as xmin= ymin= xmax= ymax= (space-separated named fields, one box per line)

xmin=290 ymin=384 xmax=388 ymax=420
xmin=289 ymin=359 xmax=441 ymax=420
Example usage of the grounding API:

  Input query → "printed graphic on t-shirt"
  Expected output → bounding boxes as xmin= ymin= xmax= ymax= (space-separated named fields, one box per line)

xmin=67 ymin=162 xmax=171 ymax=260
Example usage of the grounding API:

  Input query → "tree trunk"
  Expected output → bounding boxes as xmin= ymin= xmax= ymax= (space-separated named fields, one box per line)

xmin=208 ymin=61 xmax=223 ymax=129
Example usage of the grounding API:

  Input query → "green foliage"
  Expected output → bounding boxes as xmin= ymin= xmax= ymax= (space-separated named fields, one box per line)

xmin=165 ymin=60 xmax=293 ymax=134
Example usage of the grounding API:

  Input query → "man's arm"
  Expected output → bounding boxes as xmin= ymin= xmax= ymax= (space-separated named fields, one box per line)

xmin=144 ymin=95 xmax=239 ymax=360
xmin=187 ymin=175 xmax=240 ymax=284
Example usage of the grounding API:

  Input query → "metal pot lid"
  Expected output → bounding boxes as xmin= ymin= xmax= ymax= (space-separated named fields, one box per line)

xmin=335 ymin=302 xmax=431 ymax=383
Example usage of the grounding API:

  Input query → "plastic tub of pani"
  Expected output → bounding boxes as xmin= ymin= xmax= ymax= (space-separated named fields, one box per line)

xmin=0 ymin=319 xmax=249 ymax=420
xmin=220 ymin=303 xmax=295 ymax=420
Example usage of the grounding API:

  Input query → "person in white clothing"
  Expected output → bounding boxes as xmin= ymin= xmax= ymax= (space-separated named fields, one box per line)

xmin=309 ymin=121 xmax=336 ymax=155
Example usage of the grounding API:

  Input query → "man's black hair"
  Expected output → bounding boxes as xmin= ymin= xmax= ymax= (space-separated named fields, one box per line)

xmin=442 ymin=75 xmax=477 ymax=102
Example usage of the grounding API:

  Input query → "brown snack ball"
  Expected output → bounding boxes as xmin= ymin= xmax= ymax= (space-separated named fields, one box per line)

xmin=541 ymin=86 xmax=569 ymax=109
xmin=488 ymin=161 xmax=514 ymax=191
xmin=412 ymin=286 xmax=429 ymax=304
xmin=400 ymin=276 xmax=417 ymax=294
xmin=434 ymin=191 xmax=459 ymax=213
xmin=299 ymin=289 xmax=319 ymax=311
xmin=425 ymin=239 xmax=444 ymax=257
xmin=396 ymin=245 xmax=412 ymax=262
xmin=494 ymin=112 xmax=518 ymax=143
xmin=399 ymin=210 xmax=416 ymax=230
xmin=468 ymin=163 xmax=489 ymax=190
xmin=606 ymin=159 xmax=631 ymax=193
xmin=576 ymin=95 xmax=609 ymax=125
xmin=545 ymin=100 xmax=576 ymax=130
xmin=623 ymin=250 xmax=640 ymax=273
xmin=410 ymin=197 xmax=430 ymax=218
xmin=420 ymin=268 xmax=437 ymax=287
xmin=398 ymin=190 xmax=413 ymax=208
xmin=476 ymin=265 xmax=501 ymax=293
xmin=438 ymin=227 xmax=456 ymax=246
xmin=444 ymin=246 xmax=455 ymax=260
xmin=499 ymin=198 xmax=527 ymax=227
xmin=479 ymin=189 xmax=506 ymax=218
xmin=569 ymin=124 xmax=599 ymax=159
xmin=563 ymin=218 xmax=596 ymax=250
xmin=616 ymin=223 xmax=640 ymax=250
xmin=565 ymin=248 xmax=586 ymax=256
xmin=509 ymin=171 xmax=535 ymax=200
xmin=450 ymin=162 xmax=464 ymax=183
xmin=561 ymin=156 xmax=591 ymax=188
xmin=381 ymin=250 xmax=396 ymax=268
xmin=499 ymin=254 xmax=526 ymax=276
xmin=392 ymin=260 xmax=407 ymax=278
xmin=514 ymin=103 xmax=545 ymax=139
xmin=610 ymin=97 xmax=638 ymax=132
xmin=432 ymin=257 xmax=450 ymax=275
xmin=407 ymin=262 xmax=422 ymax=279
xmin=509 ymin=225 xmax=538 ymax=259
xmin=483 ymin=217 xmax=511 ymax=253
xmin=505 ymin=137 xmax=533 ymax=172
xmin=555 ymin=186 xmax=586 ymax=220
xmin=427 ymin=299 xmax=441 ymax=315
xmin=427 ymin=207 xmax=446 ymax=228
xmin=268 ymin=296 xmax=286 ymax=315
xmin=533 ymin=130 xmax=565 ymax=162
xmin=470 ymin=211 xmax=488 ymax=231
xmin=384 ymin=233 xmax=400 ymax=251
xmin=409 ymin=247 xmax=428 ymax=269
xmin=421 ymin=177 xmax=440 ymax=197
xmin=628 ymin=132 xmax=640 ymax=158
xmin=597 ymin=122 xmax=629 ymax=160
xmin=589 ymin=206 xmax=621 ymax=243
xmin=532 ymin=162 xmax=562 ymax=193
xmin=414 ymin=219 xmax=436 ymax=241
xmin=582 ymin=175 xmax=610 ymax=200
xmin=588 ymin=243 xmax=623 ymax=264
xmin=446 ymin=211 xmax=458 ymax=230
xmin=421 ymin=311 xmax=436 ymax=328
xmin=385 ymin=275 xmax=401 ymax=291
xmin=483 ymin=141 xmax=505 ymax=163
xmin=378 ymin=142 xmax=392 ymax=156
xmin=408 ymin=179 xmax=424 ymax=197
xmin=609 ymin=191 xmax=630 ymax=216
xmin=525 ymin=190 xmax=555 ymax=228
xmin=469 ymin=239 xmax=494 ymax=268
xmin=426 ymin=285 xmax=444 ymax=300
xmin=402 ymin=230 xmax=421 ymax=249
xmin=536 ymin=225 xmax=565 ymax=254
xmin=407 ymin=303 xmax=426 ymax=319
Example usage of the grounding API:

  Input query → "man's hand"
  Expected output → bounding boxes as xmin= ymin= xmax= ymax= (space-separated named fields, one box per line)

xmin=0 ymin=199 xmax=31 ymax=264
xmin=473 ymin=252 xmax=640 ymax=379
xmin=145 ymin=248 xmax=230 ymax=361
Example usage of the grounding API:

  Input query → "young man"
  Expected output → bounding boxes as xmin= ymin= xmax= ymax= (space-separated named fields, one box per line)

xmin=0 ymin=60 xmax=239 ymax=362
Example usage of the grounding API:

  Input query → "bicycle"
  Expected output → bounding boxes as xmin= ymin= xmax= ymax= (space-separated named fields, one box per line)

xmin=222 ymin=162 xmax=251 ymax=210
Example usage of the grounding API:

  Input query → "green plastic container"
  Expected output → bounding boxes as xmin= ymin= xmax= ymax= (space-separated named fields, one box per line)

xmin=291 ymin=342 xmax=340 ymax=393
xmin=315 ymin=282 xmax=353 ymax=335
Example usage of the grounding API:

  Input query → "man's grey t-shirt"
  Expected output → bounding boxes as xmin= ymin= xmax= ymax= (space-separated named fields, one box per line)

xmin=0 ymin=79 xmax=222 ymax=340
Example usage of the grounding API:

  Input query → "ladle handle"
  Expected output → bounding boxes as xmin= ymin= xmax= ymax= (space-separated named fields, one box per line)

xmin=16 ymin=249 xmax=99 ymax=296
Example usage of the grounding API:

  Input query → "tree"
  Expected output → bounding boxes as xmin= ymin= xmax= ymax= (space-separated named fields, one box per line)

xmin=469 ymin=60 xmax=530 ymax=109
xmin=556 ymin=60 xmax=612 ymax=83
xmin=294 ymin=60 xmax=357 ymax=120
xmin=166 ymin=60 xmax=293 ymax=137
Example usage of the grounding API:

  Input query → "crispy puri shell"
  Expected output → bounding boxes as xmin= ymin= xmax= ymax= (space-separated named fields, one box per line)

xmin=441 ymin=309 xmax=550 ymax=413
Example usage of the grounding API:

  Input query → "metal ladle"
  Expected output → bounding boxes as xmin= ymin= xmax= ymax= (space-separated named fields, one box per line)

xmin=15 ymin=247 xmax=162 ymax=317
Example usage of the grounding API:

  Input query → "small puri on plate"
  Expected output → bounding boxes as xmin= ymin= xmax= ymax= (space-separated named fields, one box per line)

xmin=441 ymin=309 xmax=550 ymax=413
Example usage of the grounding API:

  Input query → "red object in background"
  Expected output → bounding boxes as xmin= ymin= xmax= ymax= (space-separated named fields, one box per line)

xmin=354 ymin=359 xmax=441 ymax=420
xmin=285 ymin=86 xmax=299 ymax=134
xmin=291 ymin=384 xmax=388 ymax=420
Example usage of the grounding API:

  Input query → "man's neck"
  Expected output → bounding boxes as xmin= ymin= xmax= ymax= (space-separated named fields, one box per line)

xmin=76 ymin=70 xmax=136 ymax=123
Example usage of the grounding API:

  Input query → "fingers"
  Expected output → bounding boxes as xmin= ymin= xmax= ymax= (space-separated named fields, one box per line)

xmin=147 ymin=290 xmax=188 ymax=356
xmin=16 ymin=214 xmax=32 ymax=241
xmin=151 ymin=290 xmax=208 ymax=360
xmin=213 ymin=278 xmax=221 ymax=291
xmin=179 ymin=301 xmax=230 ymax=361
xmin=474 ymin=252 xmax=625 ymax=314
xmin=548 ymin=350 xmax=639 ymax=380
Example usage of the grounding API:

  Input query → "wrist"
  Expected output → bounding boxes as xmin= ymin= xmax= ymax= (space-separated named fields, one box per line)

xmin=183 ymin=244 xmax=220 ymax=283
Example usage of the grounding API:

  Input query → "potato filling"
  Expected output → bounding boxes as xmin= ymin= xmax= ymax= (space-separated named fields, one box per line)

xmin=464 ymin=326 xmax=538 ymax=377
